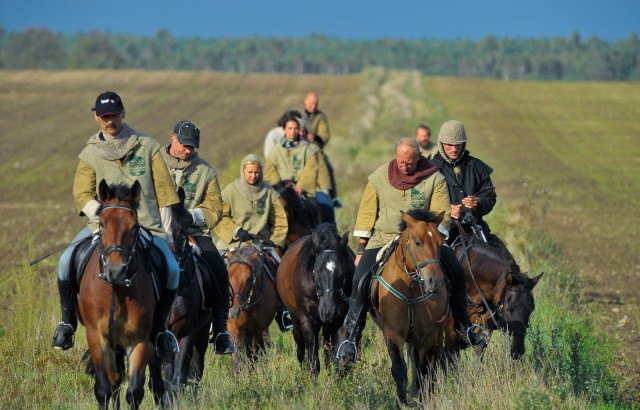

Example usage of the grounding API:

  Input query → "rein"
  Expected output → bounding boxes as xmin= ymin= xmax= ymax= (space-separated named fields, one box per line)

xmin=229 ymin=255 xmax=265 ymax=310
xmin=454 ymin=219 xmax=501 ymax=331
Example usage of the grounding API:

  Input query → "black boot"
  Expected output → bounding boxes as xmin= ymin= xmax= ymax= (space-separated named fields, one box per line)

xmin=335 ymin=290 xmax=368 ymax=362
xmin=155 ymin=289 xmax=179 ymax=357
xmin=275 ymin=306 xmax=293 ymax=332
xmin=52 ymin=279 xmax=77 ymax=350
xmin=211 ymin=308 xmax=235 ymax=355
xmin=450 ymin=285 xmax=486 ymax=349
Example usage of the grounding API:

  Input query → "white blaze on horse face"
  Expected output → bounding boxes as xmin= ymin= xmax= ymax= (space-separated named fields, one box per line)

xmin=325 ymin=260 xmax=336 ymax=275
xmin=428 ymin=231 xmax=433 ymax=238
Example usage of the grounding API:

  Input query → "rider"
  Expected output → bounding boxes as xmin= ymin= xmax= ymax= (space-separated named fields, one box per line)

xmin=53 ymin=91 xmax=180 ymax=356
xmin=160 ymin=120 xmax=235 ymax=355
xmin=263 ymin=110 xmax=302 ymax=159
xmin=430 ymin=120 xmax=517 ymax=267
xmin=214 ymin=154 xmax=292 ymax=331
xmin=414 ymin=124 xmax=438 ymax=160
xmin=336 ymin=138 xmax=487 ymax=361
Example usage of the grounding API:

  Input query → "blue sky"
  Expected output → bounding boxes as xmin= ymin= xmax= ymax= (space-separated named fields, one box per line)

xmin=1 ymin=0 xmax=637 ymax=41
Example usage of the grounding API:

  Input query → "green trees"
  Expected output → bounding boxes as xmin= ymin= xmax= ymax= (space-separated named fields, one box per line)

xmin=0 ymin=26 xmax=637 ymax=81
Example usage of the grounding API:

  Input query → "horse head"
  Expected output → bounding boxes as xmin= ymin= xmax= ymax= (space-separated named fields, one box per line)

xmin=227 ymin=246 xmax=262 ymax=319
xmin=97 ymin=179 xmax=141 ymax=286
xmin=399 ymin=210 xmax=446 ymax=294
xmin=501 ymin=270 xmax=543 ymax=359
xmin=170 ymin=187 xmax=192 ymax=259
xmin=309 ymin=224 xmax=354 ymax=322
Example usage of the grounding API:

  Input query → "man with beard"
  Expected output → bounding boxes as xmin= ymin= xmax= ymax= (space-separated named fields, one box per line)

xmin=415 ymin=124 xmax=438 ymax=160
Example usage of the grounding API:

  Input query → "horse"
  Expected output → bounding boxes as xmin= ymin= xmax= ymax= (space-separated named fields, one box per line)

xmin=76 ymin=180 xmax=164 ymax=409
xmin=370 ymin=209 xmax=450 ymax=405
xmin=161 ymin=191 xmax=215 ymax=396
xmin=226 ymin=239 xmax=279 ymax=373
xmin=451 ymin=221 xmax=543 ymax=359
xmin=271 ymin=180 xmax=323 ymax=248
xmin=276 ymin=223 xmax=354 ymax=374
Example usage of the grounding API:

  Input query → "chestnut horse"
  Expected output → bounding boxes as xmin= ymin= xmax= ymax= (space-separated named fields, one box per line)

xmin=76 ymin=180 xmax=163 ymax=409
xmin=162 ymin=193 xmax=214 ymax=396
xmin=226 ymin=240 xmax=278 ymax=373
xmin=276 ymin=223 xmax=354 ymax=374
xmin=451 ymin=222 xmax=543 ymax=359
xmin=370 ymin=210 xmax=450 ymax=405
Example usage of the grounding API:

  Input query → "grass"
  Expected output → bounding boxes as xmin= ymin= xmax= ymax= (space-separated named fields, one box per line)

xmin=0 ymin=69 xmax=637 ymax=407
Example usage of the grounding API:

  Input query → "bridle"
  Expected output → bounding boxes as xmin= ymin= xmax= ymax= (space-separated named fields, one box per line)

xmin=97 ymin=204 xmax=141 ymax=287
xmin=312 ymin=249 xmax=349 ymax=302
xmin=228 ymin=254 xmax=264 ymax=311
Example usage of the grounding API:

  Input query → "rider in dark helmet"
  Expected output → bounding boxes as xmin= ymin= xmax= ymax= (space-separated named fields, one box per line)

xmin=336 ymin=138 xmax=487 ymax=362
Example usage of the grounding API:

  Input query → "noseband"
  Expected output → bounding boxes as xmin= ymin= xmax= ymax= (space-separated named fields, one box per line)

xmin=397 ymin=229 xmax=440 ymax=292
xmin=98 ymin=204 xmax=140 ymax=287
xmin=229 ymin=257 xmax=263 ymax=310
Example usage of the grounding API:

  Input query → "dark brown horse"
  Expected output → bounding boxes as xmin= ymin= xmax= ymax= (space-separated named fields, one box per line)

xmin=226 ymin=241 xmax=278 ymax=373
xmin=276 ymin=223 xmax=354 ymax=374
xmin=76 ymin=180 xmax=163 ymax=409
xmin=451 ymin=222 xmax=543 ymax=359
xmin=162 ymin=194 xmax=214 ymax=396
xmin=272 ymin=180 xmax=323 ymax=248
xmin=370 ymin=210 xmax=450 ymax=405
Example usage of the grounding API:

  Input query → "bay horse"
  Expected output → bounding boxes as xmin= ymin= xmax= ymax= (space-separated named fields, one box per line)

xmin=226 ymin=239 xmax=278 ymax=373
xmin=272 ymin=180 xmax=323 ymax=248
xmin=161 ymin=191 xmax=214 ymax=396
xmin=451 ymin=221 xmax=543 ymax=359
xmin=76 ymin=180 xmax=163 ymax=409
xmin=276 ymin=223 xmax=354 ymax=374
xmin=370 ymin=210 xmax=450 ymax=405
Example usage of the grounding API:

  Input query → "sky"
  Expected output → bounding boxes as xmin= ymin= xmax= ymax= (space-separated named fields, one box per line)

xmin=0 ymin=0 xmax=637 ymax=41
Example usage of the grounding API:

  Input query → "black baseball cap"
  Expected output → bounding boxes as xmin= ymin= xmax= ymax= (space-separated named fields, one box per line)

xmin=173 ymin=120 xmax=200 ymax=148
xmin=92 ymin=91 xmax=124 ymax=117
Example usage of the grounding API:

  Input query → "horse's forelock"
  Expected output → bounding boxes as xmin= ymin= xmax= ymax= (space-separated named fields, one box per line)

xmin=399 ymin=209 xmax=438 ymax=231
xmin=99 ymin=183 xmax=140 ymax=211
xmin=228 ymin=246 xmax=261 ymax=271
xmin=312 ymin=224 xmax=342 ymax=252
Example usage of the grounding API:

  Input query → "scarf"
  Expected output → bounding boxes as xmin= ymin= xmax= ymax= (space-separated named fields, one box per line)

xmin=160 ymin=144 xmax=197 ymax=170
xmin=87 ymin=123 xmax=138 ymax=160
xmin=388 ymin=156 xmax=439 ymax=190
xmin=281 ymin=136 xmax=300 ymax=149
xmin=236 ymin=154 xmax=268 ymax=201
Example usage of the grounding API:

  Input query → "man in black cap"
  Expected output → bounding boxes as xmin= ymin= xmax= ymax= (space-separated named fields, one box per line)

xmin=160 ymin=120 xmax=235 ymax=354
xmin=53 ymin=91 xmax=181 ymax=357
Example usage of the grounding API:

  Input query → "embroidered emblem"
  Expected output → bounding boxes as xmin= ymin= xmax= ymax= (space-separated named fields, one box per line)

xmin=410 ymin=188 xmax=425 ymax=208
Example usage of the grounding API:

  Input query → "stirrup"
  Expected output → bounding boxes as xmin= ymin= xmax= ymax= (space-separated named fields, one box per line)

xmin=155 ymin=330 xmax=180 ymax=357
xmin=467 ymin=324 xmax=489 ymax=347
xmin=213 ymin=331 xmax=236 ymax=355
xmin=335 ymin=339 xmax=358 ymax=361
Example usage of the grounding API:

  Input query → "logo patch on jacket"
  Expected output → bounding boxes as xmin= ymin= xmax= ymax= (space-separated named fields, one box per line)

xmin=181 ymin=179 xmax=197 ymax=201
xmin=256 ymin=198 xmax=266 ymax=215
xmin=128 ymin=155 xmax=146 ymax=176
xmin=410 ymin=188 xmax=426 ymax=208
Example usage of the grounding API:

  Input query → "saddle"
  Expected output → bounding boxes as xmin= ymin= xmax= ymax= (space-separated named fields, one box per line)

xmin=369 ymin=236 xmax=400 ymax=311
xmin=180 ymin=240 xmax=214 ymax=311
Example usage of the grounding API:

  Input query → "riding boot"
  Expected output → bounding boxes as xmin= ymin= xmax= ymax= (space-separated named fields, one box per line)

xmin=275 ymin=305 xmax=293 ymax=332
xmin=155 ymin=289 xmax=180 ymax=357
xmin=450 ymin=284 xmax=486 ymax=349
xmin=335 ymin=287 xmax=368 ymax=362
xmin=210 ymin=307 xmax=236 ymax=355
xmin=52 ymin=279 xmax=77 ymax=350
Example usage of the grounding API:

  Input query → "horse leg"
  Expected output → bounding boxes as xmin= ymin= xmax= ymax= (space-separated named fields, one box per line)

xmin=387 ymin=338 xmax=408 ymax=405
xmin=172 ymin=335 xmax=194 ymax=392
xmin=187 ymin=325 xmax=210 ymax=396
xmin=301 ymin=318 xmax=320 ymax=375
xmin=126 ymin=341 xmax=151 ymax=409
xmin=407 ymin=343 xmax=420 ymax=397
xmin=291 ymin=318 xmax=306 ymax=365
xmin=86 ymin=334 xmax=116 ymax=410
xmin=147 ymin=354 xmax=166 ymax=408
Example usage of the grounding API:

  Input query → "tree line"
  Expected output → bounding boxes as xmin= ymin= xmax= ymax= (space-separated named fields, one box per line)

xmin=0 ymin=26 xmax=638 ymax=81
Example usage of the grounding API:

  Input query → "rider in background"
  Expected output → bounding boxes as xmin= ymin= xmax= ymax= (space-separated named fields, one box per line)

xmin=160 ymin=120 xmax=235 ymax=355
xmin=53 ymin=91 xmax=180 ymax=356
xmin=430 ymin=120 xmax=517 ymax=267
xmin=414 ymin=124 xmax=438 ymax=160
xmin=214 ymin=154 xmax=292 ymax=331
xmin=263 ymin=110 xmax=302 ymax=159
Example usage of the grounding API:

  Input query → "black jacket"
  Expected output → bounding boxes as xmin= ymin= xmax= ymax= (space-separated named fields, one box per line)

xmin=431 ymin=150 xmax=496 ymax=229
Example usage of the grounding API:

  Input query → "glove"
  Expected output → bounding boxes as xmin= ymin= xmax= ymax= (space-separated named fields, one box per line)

xmin=184 ymin=210 xmax=195 ymax=226
xmin=235 ymin=228 xmax=251 ymax=242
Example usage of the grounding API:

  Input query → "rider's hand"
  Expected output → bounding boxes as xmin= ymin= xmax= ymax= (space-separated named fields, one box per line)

xmin=450 ymin=203 xmax=463 ymax=219
xmin=461 ymin=196 xmax=479 ymax=210
xmin=294 ymin=186 xmax=304 ymax=196
xmin=235 ymin=228 xmax=251 ymax=242
xmin=185 ymin=210 xmax=195 ymax=226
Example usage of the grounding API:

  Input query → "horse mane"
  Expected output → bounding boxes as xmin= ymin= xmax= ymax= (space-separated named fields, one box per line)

xmin=97 ymin=183 xmax=140 ymax=214
xmin=399 ymin=208 xmax=439 ymax=231
xmin=228 ymin=246 xmax=262 ymax=273
xmin=298 ymin=224 xmax=345 ymax=286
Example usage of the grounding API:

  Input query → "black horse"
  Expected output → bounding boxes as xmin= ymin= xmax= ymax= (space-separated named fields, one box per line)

xmin=271 ymin=180 xmax=325 ymax=249
xmin=162 ymin=191 xmax=215 ymax=396
xmin=276 ymin=223 xmax=355 ymax=374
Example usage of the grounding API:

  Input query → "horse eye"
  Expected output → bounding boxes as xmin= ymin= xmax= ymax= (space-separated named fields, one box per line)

xmin=414 ymin=240 xmax=422 ymax=247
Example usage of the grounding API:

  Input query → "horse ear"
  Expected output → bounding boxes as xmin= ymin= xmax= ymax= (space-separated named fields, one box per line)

xmin=311 ymin=229 xmax=321 ymax=247
xmin=506 ymin=272 xmax=513 ymax=286
xmin=401 ymin=211 xmax=415 ymax=226
xmin=435 ymin=211 xmax=446 ymax=225
xmin=177 ymin=187 xmax=186 ymax=204
xmin=340 ymin=232 xmax=349 ymax=246
xmin=530 ymin=272 xmax=543 ymax=288
xmin=129 ymin=180 xmax=142 ymax=204
xmin=98 ymin=179 xmax=111 ymax=202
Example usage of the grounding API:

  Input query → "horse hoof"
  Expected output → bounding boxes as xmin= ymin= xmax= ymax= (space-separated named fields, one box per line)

xmin=52 ymin=322 xmax=75 ymax=350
